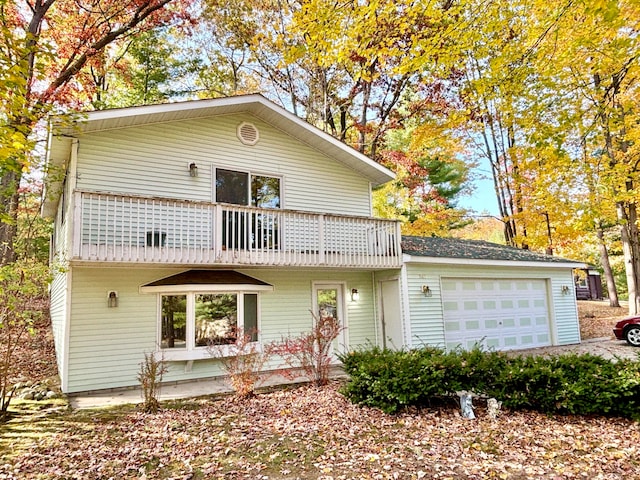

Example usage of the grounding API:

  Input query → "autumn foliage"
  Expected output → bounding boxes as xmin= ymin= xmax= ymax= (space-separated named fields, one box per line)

xmin=266 ymin=312 xmax=343 ymax=387
xmin=208 ymin=327 xmax=268 ymax=398
xmin=0 ymin=260 xmax=50 ymax=421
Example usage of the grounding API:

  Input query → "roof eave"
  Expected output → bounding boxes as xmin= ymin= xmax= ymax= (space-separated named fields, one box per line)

xmin=41 ymin=132 xmax=73 ymax=218
xmin=403 ymin=254 xmax=586 ymax=269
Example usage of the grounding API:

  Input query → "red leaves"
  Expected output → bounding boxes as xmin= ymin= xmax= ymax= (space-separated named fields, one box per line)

xmin=5 ymin=0 xmax=194 ymax=110
xmin=265 ymin=314 xmax=343 ymax=387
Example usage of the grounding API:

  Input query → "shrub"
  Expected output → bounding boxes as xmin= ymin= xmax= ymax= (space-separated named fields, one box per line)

xmin=266 ymin=312 xmax=343 ymax=386
xmin=138 ymin=351 xmax=168 ymax=413
xmin=208 ymin=327 xmax=269 ymax=398
xmin=340 ymin=346 xmax=640 ymax=419
xmin=0 ymin=260 xmax=50 ymax=421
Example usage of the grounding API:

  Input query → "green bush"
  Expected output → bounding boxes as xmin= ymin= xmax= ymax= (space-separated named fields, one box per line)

xmin=339 ymin=347 xmax=640 ymax=418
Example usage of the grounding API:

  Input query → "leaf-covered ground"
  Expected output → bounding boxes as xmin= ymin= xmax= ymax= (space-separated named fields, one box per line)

xmin=1 ymin=383 xmax=639 ymax=479
xmin=1 ymin=300 xmax=638 ymax=479
xmin=578 ymin=300 xmax=628 ymax=340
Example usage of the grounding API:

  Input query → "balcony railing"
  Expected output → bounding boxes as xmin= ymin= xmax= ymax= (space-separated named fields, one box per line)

xmin=71 ymin=191 xmax=402 ymax=268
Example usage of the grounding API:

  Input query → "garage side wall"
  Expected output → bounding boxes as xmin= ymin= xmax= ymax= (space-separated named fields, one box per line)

xmin=404 ymin=263 xmax=580 ymax=350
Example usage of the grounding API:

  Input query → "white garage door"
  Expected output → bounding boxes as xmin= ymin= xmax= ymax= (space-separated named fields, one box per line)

xmin=441 ymin=278 xmax=551 ymax=351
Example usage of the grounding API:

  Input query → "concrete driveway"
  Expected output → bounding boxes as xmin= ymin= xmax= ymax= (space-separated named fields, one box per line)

xmin=517 ymin=337 xmax=640 ymax=361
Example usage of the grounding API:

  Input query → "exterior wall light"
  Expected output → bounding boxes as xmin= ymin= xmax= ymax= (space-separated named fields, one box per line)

xmin=107 ymin=290 xmax=118 ymax=308
xmin=351 ymin=288 xmax=359 ymax=302
xmin=421 ymin=285 xmax=432 ymax=297
xmin=561 ymin=285 xmax=570 ymax=295
xmin=189 ymin=162 xmax=198 ymax=177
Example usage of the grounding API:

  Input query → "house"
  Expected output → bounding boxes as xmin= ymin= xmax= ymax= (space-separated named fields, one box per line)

xmin=42 ymin=95 xmax=584 ymax=395
xmin=574 ymin=267 xmax=604 ymax=300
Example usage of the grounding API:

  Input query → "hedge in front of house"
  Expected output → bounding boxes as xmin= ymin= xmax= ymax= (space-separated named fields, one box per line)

xmin=338 ymin=347 xmax=640 ymax=418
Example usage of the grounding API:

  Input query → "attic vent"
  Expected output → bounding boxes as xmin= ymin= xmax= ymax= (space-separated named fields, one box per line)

xmin=237 ymin=122 xmax=260 ymax=146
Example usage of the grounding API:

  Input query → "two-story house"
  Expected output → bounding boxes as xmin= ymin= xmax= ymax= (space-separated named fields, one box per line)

xmin=43 ymin=94 xmax=582 ymax=394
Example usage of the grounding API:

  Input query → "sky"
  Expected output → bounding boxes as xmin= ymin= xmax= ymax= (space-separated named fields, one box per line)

xmin=457 ymin=160 xmax=500 ymax=217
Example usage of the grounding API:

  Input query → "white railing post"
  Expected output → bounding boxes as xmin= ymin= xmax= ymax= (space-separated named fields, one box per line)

xmin=318 ymin=214 xmax=325 ymax=264
xmin=214 ymin=204 xmax=223 ymax=261
xmin=72 ymin=191 xmax=83 ymax=259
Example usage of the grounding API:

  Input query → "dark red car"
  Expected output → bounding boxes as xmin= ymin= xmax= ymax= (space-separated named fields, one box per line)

xmin=613 ymin=317 xmax=640 ymax=346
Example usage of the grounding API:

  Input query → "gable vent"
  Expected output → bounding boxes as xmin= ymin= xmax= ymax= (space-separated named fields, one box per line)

xmin=237 ymin=122 xmax=260 ymax=146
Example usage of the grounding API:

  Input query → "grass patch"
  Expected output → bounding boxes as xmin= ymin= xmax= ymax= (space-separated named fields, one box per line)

xmin=0 ymin=398 xmax=69 ymax=460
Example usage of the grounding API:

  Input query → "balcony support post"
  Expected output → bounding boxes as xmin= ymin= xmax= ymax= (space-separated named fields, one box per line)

xmin=318 ymin=214 xmax=325 ymax=265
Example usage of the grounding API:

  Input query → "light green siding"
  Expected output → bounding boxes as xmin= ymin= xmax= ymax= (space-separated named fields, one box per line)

xmin=67 ymin=268 xmax=169 ymax=392
xmin=404 ymin=263 xmax=580 ymax=350
xmin=75 ymin=114 xmax=372 ymax=217
xmin=243 ymin=269 xmax=377 ymax=348
xmin=49 ymin=269 xmax=68 ymax=387
xmin=65 ymin=267 xmax=378 ymax=393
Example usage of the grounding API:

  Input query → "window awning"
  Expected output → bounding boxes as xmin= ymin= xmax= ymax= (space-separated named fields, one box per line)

xmin=140 ymin=270 xmax=274 ymax=293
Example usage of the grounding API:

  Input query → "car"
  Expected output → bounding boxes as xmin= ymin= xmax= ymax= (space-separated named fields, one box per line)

xmin=613 ymin=316 xmax=640 ymax=347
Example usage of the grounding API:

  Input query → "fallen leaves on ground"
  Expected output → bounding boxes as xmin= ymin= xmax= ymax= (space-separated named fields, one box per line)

xmin=2 ymin=383 xmax=639 ymax=479
xmin=578 ymin=300 xmax=627 ymax=340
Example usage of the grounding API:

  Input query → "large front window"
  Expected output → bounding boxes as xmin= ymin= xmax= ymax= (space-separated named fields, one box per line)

xmin=161 ymin=292 xmax=259 ymax=353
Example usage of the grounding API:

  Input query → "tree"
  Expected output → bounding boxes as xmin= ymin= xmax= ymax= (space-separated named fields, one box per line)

xmin=374 ymin=121 xmax=472 ymax=236
xmin=510 ymin=0 xmax=639 ymax=310
xmin=0 ymin=259 xmax=50 ymax=421
xmin=89 ymin=28 xmax=199 ymax=109
xmin=201 ymin=0 xmax=465 ymax=161
xmin=0 ymin=0 xmax=192 ymax=265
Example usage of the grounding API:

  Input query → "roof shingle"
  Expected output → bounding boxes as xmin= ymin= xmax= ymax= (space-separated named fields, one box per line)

xmin=401 ymin=236 xmax=582 ymax=264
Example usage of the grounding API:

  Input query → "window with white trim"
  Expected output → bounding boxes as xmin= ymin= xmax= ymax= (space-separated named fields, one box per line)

xmin=215 ymin=168 xmax=281 ymax=209
xmin=160 ymin=291 xmax=259 ymax=353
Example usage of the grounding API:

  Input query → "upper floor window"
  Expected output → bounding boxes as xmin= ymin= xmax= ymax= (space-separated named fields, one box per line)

xmin=216 ymin=168 xmax=280 ymax=209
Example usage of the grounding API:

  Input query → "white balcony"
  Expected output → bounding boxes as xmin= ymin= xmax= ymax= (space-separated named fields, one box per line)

xmin=70 ymin=191 xmax=402 ymax=268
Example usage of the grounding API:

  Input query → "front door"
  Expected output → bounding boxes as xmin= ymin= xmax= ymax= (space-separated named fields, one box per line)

xmin=313 ymin=283 xmax=347 ymax=357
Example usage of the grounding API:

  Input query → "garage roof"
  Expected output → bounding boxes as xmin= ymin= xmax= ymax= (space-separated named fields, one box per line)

xmin=402 ymin=236 xmax=585 ymax=267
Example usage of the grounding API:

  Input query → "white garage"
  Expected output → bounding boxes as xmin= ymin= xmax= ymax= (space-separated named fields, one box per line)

xmin=398 ymin=236 xmax=584 ymax=352
xmin=441 ymin=277 xmax=551 ymax=351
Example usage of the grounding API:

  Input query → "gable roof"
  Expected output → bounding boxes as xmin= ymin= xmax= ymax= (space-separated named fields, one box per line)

xmin=402 ymin=236 xmax=585 ymax=268
xmin=43 ymin=94 xmax=395 ymax=217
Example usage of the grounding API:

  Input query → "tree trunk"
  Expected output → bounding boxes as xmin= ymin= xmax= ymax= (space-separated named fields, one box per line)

xmin=596 ymin=223 xmax=620 ymax=307
xmin=617 ymin=200 xmax=640 ymax=314
xmin=0 ymin=168 xmax=23 ymax=266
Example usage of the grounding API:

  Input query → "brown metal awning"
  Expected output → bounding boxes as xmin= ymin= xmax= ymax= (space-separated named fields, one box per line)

xmin=140 ymin=270 xmax=273 ymax=293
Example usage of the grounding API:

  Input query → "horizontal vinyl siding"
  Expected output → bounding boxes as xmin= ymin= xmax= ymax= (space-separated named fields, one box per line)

xmin=241 ymin=269 xmax=377 ymax=349
xmin=66 ymin=267 xmax=175 ymax=392
xmin=66 ymin=267 xmax=378 ymax=392
xmin=49 ymin=270 xmax=68 ymax=384
xmin=404 ymin=263 xmax=580 ymax=349
xmin=551 ymin=270 xmax=582 ymax=344
xmin=75 ymin=114 xmax=372 ymax=217
xmin=404 ymin=268 xmax=445 ymax=348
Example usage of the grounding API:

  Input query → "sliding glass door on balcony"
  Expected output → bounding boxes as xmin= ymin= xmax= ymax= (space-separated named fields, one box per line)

xmin=221 ymin=210 xmax=280 ymax=250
